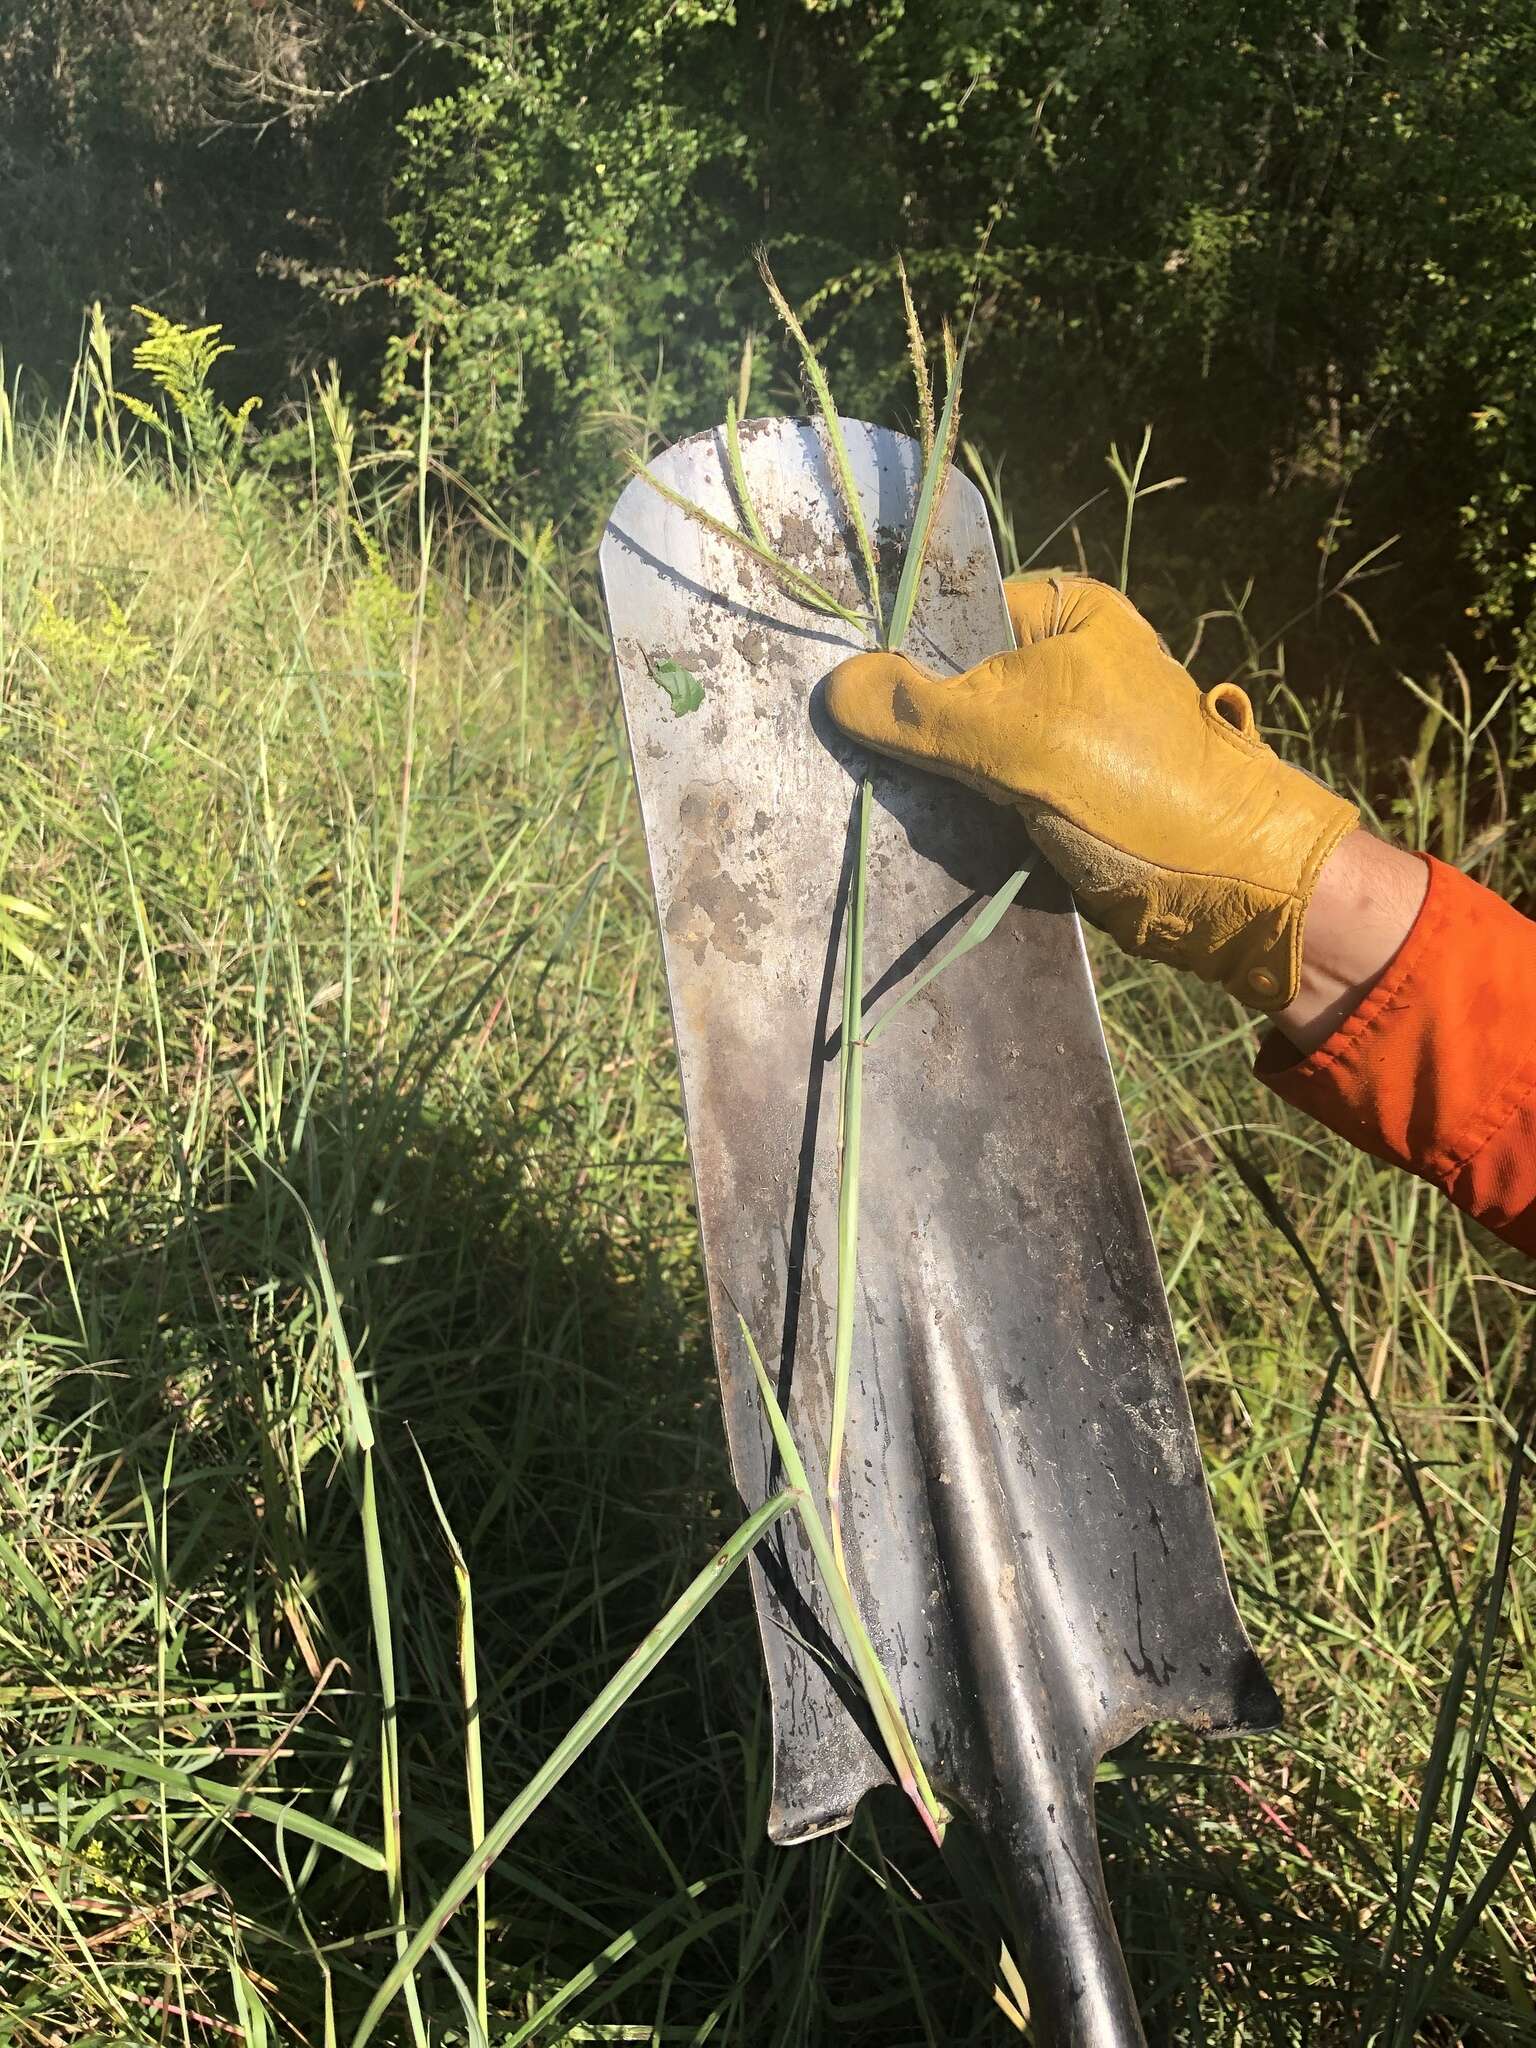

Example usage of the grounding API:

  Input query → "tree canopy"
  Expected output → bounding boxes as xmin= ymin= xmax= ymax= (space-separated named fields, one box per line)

xmin=8 ymin=1 xmax=1536 ymax=697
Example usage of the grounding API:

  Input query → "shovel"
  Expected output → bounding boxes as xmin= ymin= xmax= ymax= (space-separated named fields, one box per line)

xmin=599 ymin=417 xmax=1281 ymax=2046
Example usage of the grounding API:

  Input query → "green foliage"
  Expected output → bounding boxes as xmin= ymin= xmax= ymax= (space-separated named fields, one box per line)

xmin=0 ymin=890 xmax=59 ymax=984
xmin=375 ymin=0 xmax=1536 ymax=705
xmin=340 ymin=519 xmax=422 ymax=658
xmin=0 ymin=1 xmax=398 ymax=399
xmin=5 ymin=0 xmax=1536 ymax=2023
xmin=1 ymin=355 xmax=1533 ymax=2044
xmin=383 ymin=5 xmax=749 ymax=511
xmin=26 ymin=581 xmax=155 ymax=680
xmin=119 ymin=306 xmax=261 ymax=471
xmin=16 ymin=0 xmax=1536 ymax=711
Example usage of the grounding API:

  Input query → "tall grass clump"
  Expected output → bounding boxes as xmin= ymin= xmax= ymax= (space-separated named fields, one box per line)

xmin=0 ymin=312 xmax=1529 ymax=2044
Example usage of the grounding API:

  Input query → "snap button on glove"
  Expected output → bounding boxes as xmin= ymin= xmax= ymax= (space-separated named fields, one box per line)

xmin=825 ymin=574 xmax=1358 ymax=1011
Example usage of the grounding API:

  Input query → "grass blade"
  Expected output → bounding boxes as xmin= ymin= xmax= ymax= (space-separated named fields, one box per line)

xmin=960 ymin=442 xmax=1112 ymax=579
xmin=897 ymin=255 xmax=935 ymax=462
xmin=1223 ymin=1146 xmax=1462 ymax=1621
xmin=626 ymin=454 xmax=871 ymax=630
xmin=758 ymin=249 xmax=883 ymax=633
xmin=737 ymin=1316 xmax=946 ymax=1845
xmin=429 ymin=1942 xmax=490 ymax=2048
xmin=504 ymin=1882 xmax=714 ymax=2047
xmin=229 ymin=1959 xmax=272 ymax=2048
xmin=864 ymin=861 xmax=1036 ymax=1050
xmin=38 ymin=1748 xmax=387 ymax=1871
xmin=1393 ymin=1418 xmax=1532 ymax=2036
xmin=288 ymin=1210 xmax=426 ymax=2040
xmin=1107 ymin=423 xmax=1153 ymax=594
xmin=414 ymin=1436 xmax=488 ymax=2042
xmin=306 ymin=1223 xmax=428 ymax=2046
xmin=357 ymin=1433 xmax=428 ymax=2045
xmin=348 ymin=1490 xmax=797 ymax=2048
xmin=827 ymin=779 xmax=872 ymax=1591
xmin=1418 ymin=1785 xmax=1536 ymax=2014
xmin=886 ymin=343 xmax=964 ymax=653
xmin=724 ymin=397 xmax=773 ymax=556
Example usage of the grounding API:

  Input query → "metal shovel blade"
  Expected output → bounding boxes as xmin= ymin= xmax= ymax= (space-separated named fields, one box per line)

xmin=599 ymin=419 xmax=1280 ymax=2047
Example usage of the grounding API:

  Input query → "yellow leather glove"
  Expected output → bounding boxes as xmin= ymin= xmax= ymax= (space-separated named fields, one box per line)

xmin=825 ymin=575 xmax=1358 ymax=1011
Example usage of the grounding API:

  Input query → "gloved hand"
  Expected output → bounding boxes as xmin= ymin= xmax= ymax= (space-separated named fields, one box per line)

xmin=825 ymin=574 xmax=1358 ymax=1010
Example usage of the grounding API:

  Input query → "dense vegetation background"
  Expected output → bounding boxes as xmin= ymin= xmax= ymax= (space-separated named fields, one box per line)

xmin=8 ymin=0 xmax=1536 ymax=703
xmin=2 ymin=4 xmax=1534 ymax=2044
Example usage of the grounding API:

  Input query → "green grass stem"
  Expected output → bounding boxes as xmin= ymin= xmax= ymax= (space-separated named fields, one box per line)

xmin=349 ymin=1488 xmax=797 ymax=2047
xmin=301 ymin=1215 xmax=427 ymax=2043
xmin=415 ymin=1437 xmax=488 ymax=2040
xmin=724 ymin=397 xmax=773 ymax=557
xmin=863 ymin=861 xmax=1036 ymax=1050
xmin=32 ymin=1748 xmax=388 ymax=1871
xmin=886 ymin=344 xmax=964 ymax=653
xmin=738 ymin=1316 xmax=946 ymax=1846
xmin=1105 ymin=425 xmax=1185 ymax=594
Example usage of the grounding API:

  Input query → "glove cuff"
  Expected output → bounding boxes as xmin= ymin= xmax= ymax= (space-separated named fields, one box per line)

xmin=1215 ymin=780 xmax=1359 ymax=1011
xmin=1020 ymin=772 xmax=1359 ymax=1013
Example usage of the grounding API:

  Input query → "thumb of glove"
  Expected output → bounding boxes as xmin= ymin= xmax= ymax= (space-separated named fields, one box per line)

xmin=824 ymin=649 xmax=1024 ymax=804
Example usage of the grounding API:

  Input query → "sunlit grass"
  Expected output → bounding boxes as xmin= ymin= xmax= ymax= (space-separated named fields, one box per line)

xmin=0 ymin=341 xmax=1531 ymax=2044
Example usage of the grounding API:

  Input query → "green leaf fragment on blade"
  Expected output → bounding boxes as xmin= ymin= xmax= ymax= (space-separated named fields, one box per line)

xmin=652 ymin=659 xmax=705 ymax=717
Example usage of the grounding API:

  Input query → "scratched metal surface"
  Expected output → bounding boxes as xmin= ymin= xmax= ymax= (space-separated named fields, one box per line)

xmin=598 ymin=418 xmax=1280 ymax=1870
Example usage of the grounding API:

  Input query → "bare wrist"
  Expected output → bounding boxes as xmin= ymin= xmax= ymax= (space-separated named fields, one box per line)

xmin=1272 ymin=830 xmax=1428 ymax=1055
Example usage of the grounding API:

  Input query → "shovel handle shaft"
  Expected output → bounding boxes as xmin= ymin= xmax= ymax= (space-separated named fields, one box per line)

xmin=910 ymin=1325 xmax=1149 ymax=2044
xmin=987 ymin=1777 xmax=1147 ymax=2048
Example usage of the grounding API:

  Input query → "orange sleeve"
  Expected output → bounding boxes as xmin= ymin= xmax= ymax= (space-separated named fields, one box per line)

xmin=1255 ymin=855 xmax=1536 ymax=1257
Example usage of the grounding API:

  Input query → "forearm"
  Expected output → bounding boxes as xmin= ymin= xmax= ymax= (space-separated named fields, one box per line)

xmin=1259 ymin=848 xmax=1536 ymax=1257
xmin=1273 ymin=830 xmax=1429 ymax=1055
